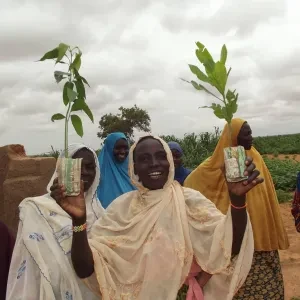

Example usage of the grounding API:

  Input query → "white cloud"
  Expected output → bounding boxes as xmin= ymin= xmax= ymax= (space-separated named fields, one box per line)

xmin=0 ymin=0 xmax=300 ymax=155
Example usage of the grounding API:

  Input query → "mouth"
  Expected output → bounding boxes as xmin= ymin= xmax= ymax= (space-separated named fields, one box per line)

xmin=148 ymin=171 xmax=163 ymax=180
xmin=118 ymin=153 xmax=126 ymax=160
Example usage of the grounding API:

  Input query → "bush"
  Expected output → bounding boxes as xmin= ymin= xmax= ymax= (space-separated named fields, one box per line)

xmin=264 ymin=158 xmax=300 ymax=192
xmin=276 ymin=189 xmax=293 ymax=203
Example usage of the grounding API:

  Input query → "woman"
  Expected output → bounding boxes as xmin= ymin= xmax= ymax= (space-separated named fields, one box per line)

xmin=6 ymin=144 xmax=104 ymax=300
xmin=291 ymin=171 xmax=300 ymax=232
xmin=184 ymin=118 xmax=289 ymax=299
xmin=168 ymin=141 xmax=192 ymax=185
xmin=97 ymin=132 xmax=136 ymax=208
xmin=0 ymin=220 xmax=15 ymax=299
xmin=54 ymin=135 xmax=264 ymax=300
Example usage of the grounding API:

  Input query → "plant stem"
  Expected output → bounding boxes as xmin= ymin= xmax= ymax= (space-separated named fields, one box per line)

xmin=227 ymin=121 xmax=233 ymax=147
xmin=64 ymin=49 xmax=73 ymax=158
xmin=223 ymin=93 xmax=233 ymax=147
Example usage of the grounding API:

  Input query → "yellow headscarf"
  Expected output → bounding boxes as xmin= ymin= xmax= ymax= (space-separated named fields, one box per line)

xmin=184 ymin=118 xmax=289 ymax=251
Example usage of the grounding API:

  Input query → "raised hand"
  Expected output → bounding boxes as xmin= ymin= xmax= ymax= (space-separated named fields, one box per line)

xmin=50 ymin=178 xmax=86 ymax=220
xmin=225 ymin=157 xmax=264 ymax=197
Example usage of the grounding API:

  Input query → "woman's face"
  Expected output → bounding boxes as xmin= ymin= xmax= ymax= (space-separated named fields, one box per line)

xmin=171 ymin=149 xmax=182 ymax=168
xmin=134 ymin=138 xmax=170 ymax=190
xmin=237 ymin=122 xmax=253 ymax=150
xmin=113 ymin=138 xmax=129 ymax=162
xmin=72 ymin=148 xmax=96 ymax=191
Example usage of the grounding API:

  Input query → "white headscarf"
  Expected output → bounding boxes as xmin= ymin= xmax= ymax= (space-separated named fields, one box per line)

xmin=7 ymin=144 xmax=104 ymax=300
xmin=46 ymin=143 xmax=104 ymax=227
xmin=83 ymin=136 xmax=254 ymax=300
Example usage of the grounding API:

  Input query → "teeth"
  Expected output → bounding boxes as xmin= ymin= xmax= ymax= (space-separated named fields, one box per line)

xmin=148 ymin=172 xmax=162 ymax=176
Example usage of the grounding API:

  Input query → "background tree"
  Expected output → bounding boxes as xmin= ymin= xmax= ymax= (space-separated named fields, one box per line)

xmin=97 ymin=105 xmax=151 ymax=142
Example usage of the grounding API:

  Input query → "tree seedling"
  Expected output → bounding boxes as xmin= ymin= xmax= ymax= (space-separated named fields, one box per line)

xmin=182 ymin=42 xmax=247 ymax=182
xmin=38 ymin=43 xmax=94 ymax=194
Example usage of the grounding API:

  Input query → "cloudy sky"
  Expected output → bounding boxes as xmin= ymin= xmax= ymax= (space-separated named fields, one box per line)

xmin=0 ymin=0 xmax=299 ymax=155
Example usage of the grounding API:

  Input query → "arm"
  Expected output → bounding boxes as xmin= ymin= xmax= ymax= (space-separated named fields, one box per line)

xmin=71 ymin=217 xmax=95 ymax=278
xmin=227 ymin=157 xmax=263 ymax=256
xmin=229 ymin=193 xmax=247 ymax=255
xmin=51 ymin=180 xmax=96 ymax=279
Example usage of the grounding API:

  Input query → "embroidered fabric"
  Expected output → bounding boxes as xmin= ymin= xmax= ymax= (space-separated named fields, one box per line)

xmin=6 ymin=144 xmax=104 ymax=300
xmin=83 ymin=136 xmax=254 ymax=300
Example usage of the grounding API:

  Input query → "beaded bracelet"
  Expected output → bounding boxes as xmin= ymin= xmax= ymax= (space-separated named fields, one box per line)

xmin=230 ymin=202 xmax=247 ymax=210
xmin=72 ymin=222 xmax=87 ymax=232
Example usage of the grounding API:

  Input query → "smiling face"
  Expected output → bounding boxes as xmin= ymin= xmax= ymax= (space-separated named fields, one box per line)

xmin=133 ymin=137 xmax=170 ymax=190
xmin=72 ymin=148 xmax=96 ymax=191
xmin=237 ymin=122 xmax=253 ymax=150
xmin=113 ymin=138 xmax=129 ymax=162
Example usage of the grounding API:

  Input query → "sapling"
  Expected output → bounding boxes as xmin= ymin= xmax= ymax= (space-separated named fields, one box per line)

xmin=182 ymin=42 xmax=247 ymax=182
xmin=38 ymin=43 xmax=94 ymax=195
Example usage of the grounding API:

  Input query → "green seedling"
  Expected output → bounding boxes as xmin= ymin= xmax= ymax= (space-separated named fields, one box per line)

xmin=181 ymin=42 xmax=238 ymax=146
xmin=38 ymin=43 xmax=94 ymax=157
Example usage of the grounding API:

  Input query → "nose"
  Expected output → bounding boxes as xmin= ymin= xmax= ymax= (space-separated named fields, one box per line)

xmin=150 ymin=156 xmax=159 ymax=167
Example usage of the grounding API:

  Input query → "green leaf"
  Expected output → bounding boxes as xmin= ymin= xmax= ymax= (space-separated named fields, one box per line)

xmin=71 ymin=114 xmax=83 ymax=137
xmin=195 ymin=42 xmax=205 ymax=50
xmin=226 ymin=89 xmax=235 ymax=101
xmin=71 ymin=52 xmax=82 ymax=71
xmin=71 ymin=98 xmax=94 ymax=123
xmin=67 ymin=87 xmax=78 ymax=103
xmin=188 ymin=65 xmax=209 ymax=83
xmin=56 ymin=43 xmax=69 ymax=63
xmin=200 ymin=103 xmax=225 ymax=120
xmin=63 ymin=82 xmax=74 ymax=105
xmin=38 ymin=47 xmax=58 ymax=61
xmin=54 ymin=71 xmax=69 ymax=83
xmin=195 ymin=47 xmax=215 ymax=74
xmin=222 ymin=106 xmax=230 ymax=123
xmin=82 ymin=103 xmax=94 ymax=123
xmin=210 ymin=61 xmax=227 ymax=94
xmin=81 ymin=76 xmax=90 ymax=87
xmin=211 ymin=103 xmax=225 ymax=119
xmin=75 ymin=79 xmax=86 ymax=99
xmin=72 ymin=68 xmax=90 ymax=87
xmin=220 ymin=44 xmax=227 ymax=64
xmin=51 ymin=113 xmax=65 ymax=122
xmin=191 ymin=80 xmax=204 ymax=90
xmin=227 ymin=67 xmax=232 ymax=77
xmin=71 ymin=98 xmax=85 ymax=112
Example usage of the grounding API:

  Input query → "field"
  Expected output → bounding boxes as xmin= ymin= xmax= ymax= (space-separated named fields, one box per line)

xmin=161 ymin=131 xmax=300 ymax=202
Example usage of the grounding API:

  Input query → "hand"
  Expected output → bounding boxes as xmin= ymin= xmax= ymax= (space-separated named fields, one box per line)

xmin=50 ymin=178 xmax=66 ymax=202
xmin=224 ymin=157 xmax=264 ymax=197
xmin=50 ymin=178 xmax=86 ymax=221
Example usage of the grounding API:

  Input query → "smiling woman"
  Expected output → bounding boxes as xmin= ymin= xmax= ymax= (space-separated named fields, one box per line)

xmin=54 ymin=134 xmax=266 ymax=300
xmin=97 ymin=132 xmax=136 ymax=208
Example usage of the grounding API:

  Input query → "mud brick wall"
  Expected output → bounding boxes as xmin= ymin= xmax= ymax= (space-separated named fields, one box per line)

xmin=0 ymin=145 xmax=56 ymax=234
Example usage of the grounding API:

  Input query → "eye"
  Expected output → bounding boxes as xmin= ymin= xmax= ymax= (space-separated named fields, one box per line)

xmin=157 ymin=152 xmax=167 ymax=160
xmin=138 ymin=155 xmax=150 ymax=163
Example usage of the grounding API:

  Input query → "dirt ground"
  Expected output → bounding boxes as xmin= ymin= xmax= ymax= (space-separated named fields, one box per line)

xmin=279 ymin=203 xmax=300 ymax=299
xmin=266 ymin=154 xmax=300 ymax=162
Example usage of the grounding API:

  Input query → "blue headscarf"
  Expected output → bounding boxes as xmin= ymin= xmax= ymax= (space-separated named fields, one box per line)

xmin=97 ymin=132 xmax=135 ymax=208
xmin=168 ymin=141 xmax=191 ymax=186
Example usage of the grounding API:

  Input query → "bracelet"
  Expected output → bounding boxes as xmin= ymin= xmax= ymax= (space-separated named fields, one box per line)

xmin=72 ymin=222 xmax=87 ymax=232
xmin=230 ymin=202 xmax=247 ymax=209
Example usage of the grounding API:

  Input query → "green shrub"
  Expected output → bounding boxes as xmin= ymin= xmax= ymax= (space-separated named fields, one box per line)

xmin=276 ymin=189 xmax=293 ymax=203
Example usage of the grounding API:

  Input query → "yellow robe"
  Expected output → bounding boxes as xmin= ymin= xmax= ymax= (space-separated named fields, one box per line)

xmin=184 ymin=118 xmax=289 ymax=251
